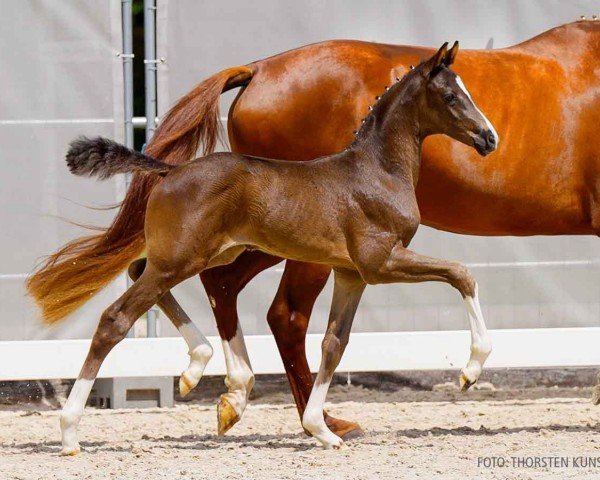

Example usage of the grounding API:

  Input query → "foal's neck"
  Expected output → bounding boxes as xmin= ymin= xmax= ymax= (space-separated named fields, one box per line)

xmin=348 ymin=75 xmax=424 ymax=186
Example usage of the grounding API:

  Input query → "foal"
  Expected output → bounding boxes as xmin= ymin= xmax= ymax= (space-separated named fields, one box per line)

xmin=60 ymin=42 xmax=497 ymax=453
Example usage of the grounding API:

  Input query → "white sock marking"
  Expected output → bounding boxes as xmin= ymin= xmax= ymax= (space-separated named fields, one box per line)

xmin=220 ymin=325 xmax=254 ymax=416
xmin=178 ymin=321 xmax=213 ymax=392
xmin=462 ymin=283 xmax=492 ymax=383
xmin=303 ymin=379 xmax=343 ymax=449
xmin=60 ymin=378 xmax=94 ymax=454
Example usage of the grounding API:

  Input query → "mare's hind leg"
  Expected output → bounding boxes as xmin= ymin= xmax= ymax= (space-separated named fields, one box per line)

xmin=200 ymin=250 xmax=283 ymax=435
xmin=128 ymin=259 xmax=213 ymax=397
xmin=60 ymin=262 xmax=193 ymax=455
xmin=267 ymin=260 xmax=363 ymax=439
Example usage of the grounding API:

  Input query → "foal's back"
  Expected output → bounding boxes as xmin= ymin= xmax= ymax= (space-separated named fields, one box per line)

xmin=145 ymin=151 xmax=358 ymax=268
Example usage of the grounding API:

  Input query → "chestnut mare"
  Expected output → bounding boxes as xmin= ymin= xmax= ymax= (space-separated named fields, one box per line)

xmin=28 ymin=21 xmax=599 ymax=439
xmin=58 ymin=44 xmax=496 ymax=452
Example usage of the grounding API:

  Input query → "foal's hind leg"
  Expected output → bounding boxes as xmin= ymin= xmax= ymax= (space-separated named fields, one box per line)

xmin=60 ymin=262 xmax=188 ymax=455
xmin=129 ymin=259 xmax=213 ymax=397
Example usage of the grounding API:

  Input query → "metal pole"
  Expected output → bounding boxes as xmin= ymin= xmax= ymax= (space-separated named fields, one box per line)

xmin=121 ymin=0 xmax=135 ymax=338
xmin=121 ymin=0 xmax=134 ymax=148
xmin=144 ymin=0 xmax=158 ymax=337
xmin=144 ymin=0 xmax=157 ymax=140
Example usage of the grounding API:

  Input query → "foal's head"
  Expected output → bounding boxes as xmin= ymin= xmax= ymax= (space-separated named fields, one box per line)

xmin=416 ymin=42 xmax=498 ymax=156
xmin=368 ymin=42 xmax=498 ymax=155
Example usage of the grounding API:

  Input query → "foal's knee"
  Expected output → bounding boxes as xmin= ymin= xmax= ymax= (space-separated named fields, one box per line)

xmin=449 ymin=263 xmax=476 ymax=298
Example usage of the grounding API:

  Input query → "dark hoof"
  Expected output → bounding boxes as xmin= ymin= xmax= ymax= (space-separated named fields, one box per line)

xmin=341 ymin=425 xmax=365 ymax=440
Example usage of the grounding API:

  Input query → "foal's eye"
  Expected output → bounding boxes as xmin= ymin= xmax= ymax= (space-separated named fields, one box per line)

xmin=443 ymin=93 xmax=456 ymax=105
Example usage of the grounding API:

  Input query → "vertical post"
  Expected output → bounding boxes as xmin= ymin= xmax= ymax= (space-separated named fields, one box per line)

xmin=121 ymin=0 xmax=135 ymax=338
xmin=144 ymin=0 xmax=158 ymax=338
xmin=144 ymin=0 xmax=157 ymax=140
xmin=121 ymin=0 xmax=134 ymax=148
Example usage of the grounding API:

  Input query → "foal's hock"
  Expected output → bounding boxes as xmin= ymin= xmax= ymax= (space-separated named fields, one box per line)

xmin=60 ymin=42 xmax=497 ymax=453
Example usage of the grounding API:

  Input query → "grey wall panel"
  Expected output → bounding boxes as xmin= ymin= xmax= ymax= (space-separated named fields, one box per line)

xmin=0 ymin=0 xmax=124 ymax=340
xmin=154 ymin=0 xmax=600 ymax=337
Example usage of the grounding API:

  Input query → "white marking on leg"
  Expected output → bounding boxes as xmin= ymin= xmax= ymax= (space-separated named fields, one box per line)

xmin=461 ymin=283 xmax=492 ymax=386
xmin=455 ymin=75 xmax=499 ymax=146
xmin=60 ymin=378 xmax=94 ymax=455
xmin=209 ymin=295 xmax=216 ymax=308
xmin=178 ymin=321 xmax=213 ymax=396
xmin=303 ymin=379 xmax=344 ymax=449
xmin=220 ymin=325 xmax=254 ymax=418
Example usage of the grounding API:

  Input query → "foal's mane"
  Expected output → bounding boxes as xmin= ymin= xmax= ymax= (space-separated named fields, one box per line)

xmin=348 ymin=59 xmax=430 ymax=149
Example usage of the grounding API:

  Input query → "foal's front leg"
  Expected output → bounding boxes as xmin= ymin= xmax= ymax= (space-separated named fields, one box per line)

xmin=302 ymin=270 xmax=366 ymax=449
xmin=360 ymin=245 xmax=492 ymax=390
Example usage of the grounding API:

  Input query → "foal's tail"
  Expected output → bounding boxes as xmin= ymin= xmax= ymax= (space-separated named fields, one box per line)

xmin=67 ymin=137 xmax=174 ymax=179
xmin=26 ymin=65 xmax=254 ymax=325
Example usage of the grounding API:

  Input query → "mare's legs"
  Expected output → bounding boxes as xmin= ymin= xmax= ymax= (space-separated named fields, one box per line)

xmin=200 ymin=250 xmax=282 ymax=434
xmin=302 ymin=270 xmax=366 ymax=449
xmin=60 ymin=261 xmax=192 ymax=455
xmin=267 ymin=260 xmax=363 ymax=438
xmin=359 ymin=245 xmax=492 ymax=389
xmin=128 ymin=259 xmax=213 ymax=397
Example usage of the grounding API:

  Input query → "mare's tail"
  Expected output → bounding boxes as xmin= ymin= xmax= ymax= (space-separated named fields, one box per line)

xmin=26 ymin=65 xmax=254 ymax=325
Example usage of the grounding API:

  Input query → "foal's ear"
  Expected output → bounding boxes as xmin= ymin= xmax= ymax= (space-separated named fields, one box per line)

xmin=423 ymin=42 xmax=448 ymax=76
xmin=443 ymin=41 xmax=459 ymax=66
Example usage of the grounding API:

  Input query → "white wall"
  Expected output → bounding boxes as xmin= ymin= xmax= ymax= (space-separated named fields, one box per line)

xmin=0 ymin=0 xmax=124 ymax=340
xmin=2 ymin=1 xmax=599 ymax=344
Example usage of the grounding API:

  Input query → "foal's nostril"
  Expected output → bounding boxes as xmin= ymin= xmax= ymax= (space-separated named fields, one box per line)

xmin=487 ymin=132 xmax=496 ymax=146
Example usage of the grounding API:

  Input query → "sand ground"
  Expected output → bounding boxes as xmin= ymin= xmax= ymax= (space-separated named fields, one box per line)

xmin=2 ymin=380 xmax=600 ymax=480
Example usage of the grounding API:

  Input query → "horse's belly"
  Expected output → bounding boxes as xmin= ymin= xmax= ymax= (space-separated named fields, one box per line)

xmin=416 ymin=176 xmax=592 ymax=236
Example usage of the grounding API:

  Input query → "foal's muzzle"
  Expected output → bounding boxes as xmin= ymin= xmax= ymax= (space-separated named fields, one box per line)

xmin=473 ymin=129 xmax=497 ymax=156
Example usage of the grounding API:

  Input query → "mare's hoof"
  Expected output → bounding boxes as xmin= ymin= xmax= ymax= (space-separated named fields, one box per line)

xmin=325 ymin=415 xmax=364 ymax=440
xmin=217 ymin=396 xmax=239 ymax=436
xmin=341 ymin=425 xmax=364 ymax=440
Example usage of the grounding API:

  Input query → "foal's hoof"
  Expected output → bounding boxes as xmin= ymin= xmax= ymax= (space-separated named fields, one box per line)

xmin=459 ymin=372 xmax=476 ymax=391
xmin=179 ymin=372 xmax=197 ymax=398
xmin=217 ymin=396 xmax=240 ymax=436
xmin=325 ymin=415 xmax=364 ymax=440
xmin=60 ymin=445 xmax=81 ymax=456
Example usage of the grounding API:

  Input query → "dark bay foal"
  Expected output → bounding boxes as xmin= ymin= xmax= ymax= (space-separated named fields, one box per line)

xmin=60 ymin=42 xmax=497 ymax=452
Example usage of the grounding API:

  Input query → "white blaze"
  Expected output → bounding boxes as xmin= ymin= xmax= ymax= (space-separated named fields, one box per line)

xmin=455 ymin=75 xmax=499 ymax=147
